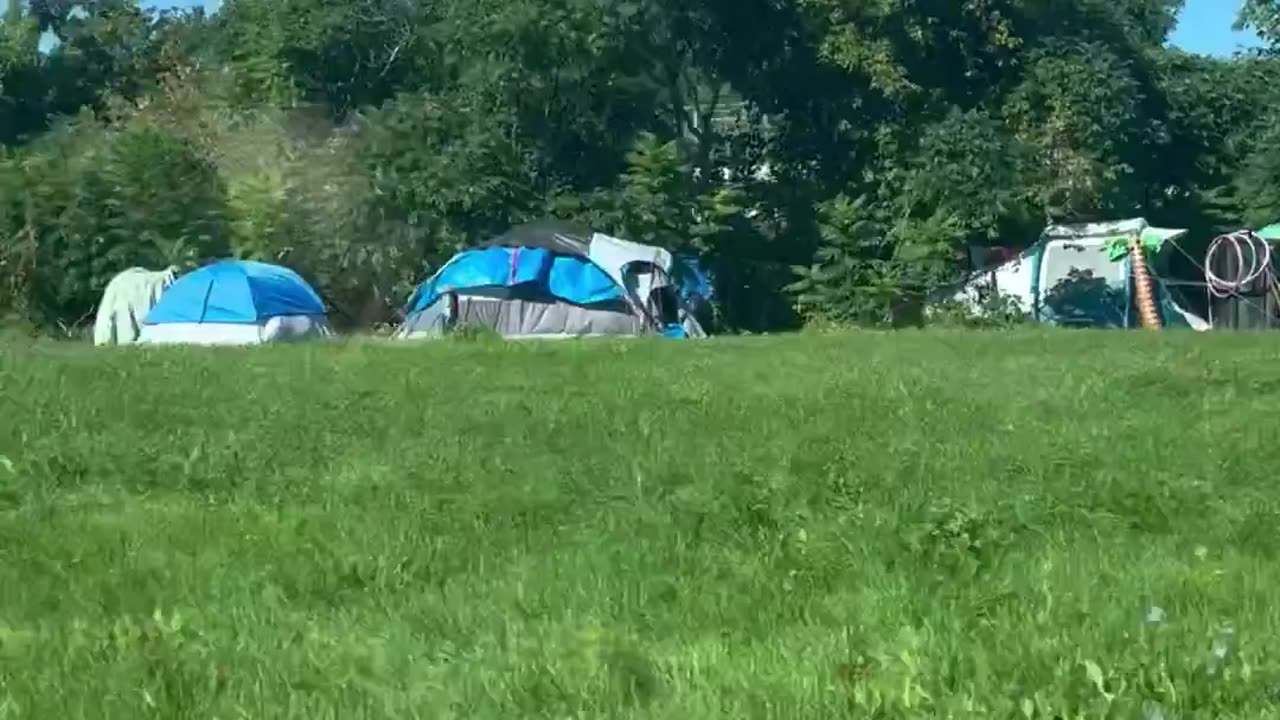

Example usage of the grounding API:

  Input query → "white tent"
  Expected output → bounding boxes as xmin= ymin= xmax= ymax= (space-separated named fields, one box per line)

xmin=938 ymin=218 xmax=1209 ymax=330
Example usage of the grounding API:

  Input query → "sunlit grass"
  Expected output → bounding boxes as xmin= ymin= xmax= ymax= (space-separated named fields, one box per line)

xmin=2 ymin=330 xmax=1279 ymax=718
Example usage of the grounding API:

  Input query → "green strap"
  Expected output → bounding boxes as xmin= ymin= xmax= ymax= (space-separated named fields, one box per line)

xmin=1104 ymin=232 xmax=1163 ymax=262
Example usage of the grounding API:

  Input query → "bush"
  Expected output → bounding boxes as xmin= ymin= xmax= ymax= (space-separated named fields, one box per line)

xmin=0 ymin=114 xmax=230 ymax=330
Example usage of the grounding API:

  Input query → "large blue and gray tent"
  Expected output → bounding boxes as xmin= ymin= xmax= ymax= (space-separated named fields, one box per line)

xmin=936 ymin=218 xmax=1209 ymax=329
xmin=139 ymin=259 xmax=333 ymax=345
xmin=395 ymin=223 xmax=710 ymax=340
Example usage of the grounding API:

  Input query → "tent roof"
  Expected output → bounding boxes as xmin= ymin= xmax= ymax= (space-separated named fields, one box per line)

xmin=932 ymin=217 xmax=1187 ymax=303
xmin=405 ymin=246 xmax=624 ymax=313
xmin=411 ymin=222 xmax=701 ymax=315
xmin=478 ymin=221 xmax=591 ymax=255
xmin=1257 ymin=223 xmax=1280 ymax=241
xmin=1041 ymin=217 xmax=1187 ymax=246
xmin=144 ymin=259 xmax=326 ymax=325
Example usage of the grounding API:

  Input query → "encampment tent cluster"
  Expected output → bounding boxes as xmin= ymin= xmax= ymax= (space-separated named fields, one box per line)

xmin=92 ymin=216 xmax=1280 ymax=346
xmin=93 ymin=223 xmax=714 ymax=347
xmin=935 ymin=216 xmax=1280 ymax=331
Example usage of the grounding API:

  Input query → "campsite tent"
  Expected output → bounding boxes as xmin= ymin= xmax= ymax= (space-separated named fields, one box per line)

xmin=395 ymin=222 xmax=710 ymax=340
xmin=93 ymin=266 xmax=179 ymax=346
xmin=938 ymin=218 xmax=1209 ymax=330
xmin=138 ymin=259 xmax=333 ymax=345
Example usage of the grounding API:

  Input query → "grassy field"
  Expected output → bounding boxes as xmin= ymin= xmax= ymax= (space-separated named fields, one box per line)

xmin=2 ymin=330 xmax=1280 ymax=718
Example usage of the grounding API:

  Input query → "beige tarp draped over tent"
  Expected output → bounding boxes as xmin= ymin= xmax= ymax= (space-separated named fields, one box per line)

xmin=93 ymin=266 xmax=179 ymax=345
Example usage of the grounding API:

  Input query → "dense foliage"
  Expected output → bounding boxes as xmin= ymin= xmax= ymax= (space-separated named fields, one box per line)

xmin=2 ymin=0 xmax=1279 ymax=332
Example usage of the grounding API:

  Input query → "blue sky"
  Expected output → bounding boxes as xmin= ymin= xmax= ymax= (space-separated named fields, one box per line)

xmin=148 ymin=0 xmax=221 ymax=11
xmin=128 ymin=0 xmax=1265 ymax=58
xmin=1170 ymin=0 xmax=1262 ymax=55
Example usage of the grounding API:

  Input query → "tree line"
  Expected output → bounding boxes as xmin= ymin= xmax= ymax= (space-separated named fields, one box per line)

xmin=3 ymin=0 xmax=1280 ymax=334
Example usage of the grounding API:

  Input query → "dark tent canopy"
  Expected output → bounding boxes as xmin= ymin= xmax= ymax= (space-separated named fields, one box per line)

xmin=478 ymin=220 xmax=591 ymax=256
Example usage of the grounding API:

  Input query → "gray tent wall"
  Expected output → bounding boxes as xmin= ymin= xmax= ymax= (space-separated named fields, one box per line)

xmin=398 ymin=293 xmax=646 ymax=339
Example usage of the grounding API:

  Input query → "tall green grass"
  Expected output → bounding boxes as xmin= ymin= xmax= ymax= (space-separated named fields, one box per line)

xmin=2 ymin=331 xmax=1279 ymax=718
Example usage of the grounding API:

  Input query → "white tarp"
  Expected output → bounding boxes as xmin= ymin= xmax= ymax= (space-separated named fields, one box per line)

xmin=940 ymin=218 xmax=1190 ymax=319
xmin=138 ymin=314 xmax=332 ymax=346
xmin=588 ymin=232 xmax=675 ymax=304
xmin=586 ymin=232 xmax=711 ymax=337
xmin=944 ymin=248 xmax=1038 ymax=314
xmin=93 ymin=266 xmax=179 ymax=346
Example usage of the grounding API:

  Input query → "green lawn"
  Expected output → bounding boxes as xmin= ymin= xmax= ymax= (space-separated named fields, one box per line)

xmin=2 ymin=331 xmax=1279 ymax=718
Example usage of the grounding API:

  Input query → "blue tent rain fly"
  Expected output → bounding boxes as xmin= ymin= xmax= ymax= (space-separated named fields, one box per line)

xmin=395 ymin=224 xmax=709 ymax=340
xmin=140 ymin=259 xmax=333 ymax=345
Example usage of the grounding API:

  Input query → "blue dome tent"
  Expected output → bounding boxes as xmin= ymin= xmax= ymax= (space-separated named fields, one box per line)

xmin=139 ymin=259 xmax=333 ymax=345
xmin=395 ymin=223 xmax=710 ymax=340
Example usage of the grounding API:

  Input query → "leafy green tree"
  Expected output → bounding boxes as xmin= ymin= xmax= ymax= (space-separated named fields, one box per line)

xmin=1 ymin=0 xmax=1275 ymax=333
xmin=0 ymin=115 xmax=230 ymax=329
xmin=214 ymin=0 xmax=431 ymax=114
xmin=1 ymin=0 xmax=48 ymax=144
xmin=360 ymin=90 xmax=535 ymax=258
xmin=1240 ymin=0 xmax=1280 ymax=46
